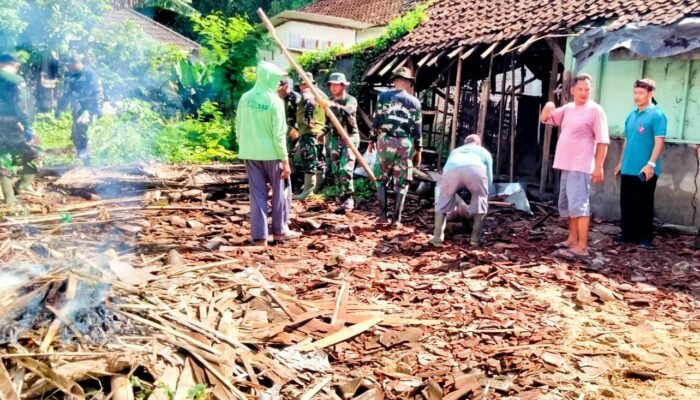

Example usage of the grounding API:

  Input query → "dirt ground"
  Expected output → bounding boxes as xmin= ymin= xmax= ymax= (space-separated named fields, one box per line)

xmin=1 ymin=167 xmax=699 ymax=399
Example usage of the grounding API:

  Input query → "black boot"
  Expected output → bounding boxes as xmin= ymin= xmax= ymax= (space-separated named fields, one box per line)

xmin=391 ymin=190 xmax=407 ymax=228
xmin=376 ymin=184 xmax=388 ymax=222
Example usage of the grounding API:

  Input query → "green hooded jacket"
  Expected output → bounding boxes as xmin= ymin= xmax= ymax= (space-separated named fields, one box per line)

xmin=235 ymin=61 xmax=287 ymax=161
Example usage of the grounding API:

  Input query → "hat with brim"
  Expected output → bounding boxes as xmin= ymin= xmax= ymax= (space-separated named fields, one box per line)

xmin=391 ymin=67 xmax=415 ymax=83
xmin=0 ymin=53 xmax=20 ymax=64
xmin=327 ymin=72 xmax=350 ymax=86
xmin=300 ymin=72 xmax=316 ymax=84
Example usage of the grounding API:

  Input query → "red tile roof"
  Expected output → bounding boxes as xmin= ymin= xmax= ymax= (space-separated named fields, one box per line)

xmin=103 ymin=9 xmax=200 ymax=53
xmin=391 ymin=0 xmax=700 ymax=54
xmin=300 ymin=0 xmax=414 ymax=25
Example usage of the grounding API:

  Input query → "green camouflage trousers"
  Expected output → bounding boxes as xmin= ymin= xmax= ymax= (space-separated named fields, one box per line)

xmin=375 ymin=134 xmax=413 ymax=191
xmin=0 ymin=123 xmax=40 ymax=177
xmin=327 ymin=133 xmax=359 ymax=200
xmin=297 ymin=133 xmax=325 ymax=174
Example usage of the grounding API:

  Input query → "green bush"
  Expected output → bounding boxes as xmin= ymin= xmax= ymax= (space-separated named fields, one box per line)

xmin=35 ymin=100 xmax=236 ymax=166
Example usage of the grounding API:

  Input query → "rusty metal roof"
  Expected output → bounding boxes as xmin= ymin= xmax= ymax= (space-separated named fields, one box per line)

xmin=390 ymin=0 xmax=700 ymax=55
xmin=300 ymin=0 xmax=414 ymax=26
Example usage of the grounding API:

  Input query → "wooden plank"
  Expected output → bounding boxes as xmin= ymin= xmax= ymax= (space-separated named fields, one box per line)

xmin=461 ymin=46 xmax=478 ymax=60
xmin=378 ymin=57 xmax=399 ymax=76
xmin=449 ymin=54 xmax=464 ymax=151
xmin=448 ymin=46 xmax=465 ymax=59
xmin=392 ymin=55 xmax=411 ymax=73
xmin=363 ymin=55 xmax=389 ymax=78
xmin=509 ymin=55 xmax=516 ymax=181
xmin=330 ymin=282 xmax=349 ymax=329
xmin=540 ymin=53 xmax=560 ymax=193
xmin=39 ymin=275 xmax=77 ymax=352
xmin=496 ymin=61 xmax=508 ymax=174
xmin=437 ymin=64 xmax=453 ymax=168
xmin=417 ymin=51 xmax=435 ymax=68
xmin=0 ymin=361 xmax=20 ymax=400
xmin=476 ymin=54 xmax=494 ymax=140
xmin=497 ymin=37 xmax=520 ymax=56
xmin=300 ymin=318 xmax=383 ymax=351
xmin=300 ymin=376 xmax=332 ymax=400
xmin=517 ymin=35 xmax=541 ymax=54
xmin=427 ymin=49 xmax=449 ymax=67
xmin=480 ymin=41 xmax=500 ymax=59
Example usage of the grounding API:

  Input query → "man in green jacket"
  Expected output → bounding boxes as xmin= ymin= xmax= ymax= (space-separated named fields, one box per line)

xmin=236 ymin=61 xmax=301 ymax=245
xmin=0 ymin=53 xmax=40 ymax=205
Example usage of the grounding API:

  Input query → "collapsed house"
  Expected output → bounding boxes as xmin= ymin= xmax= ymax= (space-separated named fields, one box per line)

xmin=359 ymin=0 xmax=700 ymax=226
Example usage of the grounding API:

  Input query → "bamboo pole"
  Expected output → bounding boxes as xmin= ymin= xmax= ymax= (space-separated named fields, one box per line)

xmin=496 ymin=59 xmax=507 ymax=175
xmin=257 ymin=8 xmax=376 ymax=182
xmin=476 ymin=54 xmax=494 ymax=140
xmin=449 ymin=53 xmax=464 ymax=151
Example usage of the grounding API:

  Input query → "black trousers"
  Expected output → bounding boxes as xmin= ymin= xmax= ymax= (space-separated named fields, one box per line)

xmin=620 ymin=174 xmax=658 ymax=243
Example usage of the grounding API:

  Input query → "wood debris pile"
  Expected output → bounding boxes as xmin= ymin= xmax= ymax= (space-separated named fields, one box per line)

xmin=1 ymin=164 xmax=699 ymax=400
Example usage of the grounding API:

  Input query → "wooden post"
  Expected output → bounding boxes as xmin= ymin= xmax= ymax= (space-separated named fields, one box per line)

xmin=509 ymin=55 xmax=516 ymax=181
xmin=539 ymin=54 xmax=560 ymax=193
xmin=476 ymin=54 xmax=494 ymax=140
xmin=437 ymin=65 xmax=452 ymax=168
xmin=496 ymin=59 xmax=507 ymax=176
xmin=257 ymin=8 xmax=376 ymax=182
xmin=449 ymin=53 xmax=464 ymax=151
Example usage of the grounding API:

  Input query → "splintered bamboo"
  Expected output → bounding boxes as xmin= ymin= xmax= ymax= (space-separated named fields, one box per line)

xmin=257 ymin=8 xmax=376 ymax=182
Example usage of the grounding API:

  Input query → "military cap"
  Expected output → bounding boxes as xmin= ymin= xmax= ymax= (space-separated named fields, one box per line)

xmin=0 ymin=53 xmax=20 ymax=64
xmin=279 ymin=76 xmax=294 ymax=87
xmin=391 ymin=67 xmax=415 ymax=83
xmin=327 ymin=72 xmax=350 ymax=86
xmin=301 ymin=72 xmax=316 ymax=84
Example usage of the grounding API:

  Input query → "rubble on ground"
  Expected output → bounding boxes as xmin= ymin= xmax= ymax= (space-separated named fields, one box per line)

xmin=0 ymin=164 xmax=698 ymax=400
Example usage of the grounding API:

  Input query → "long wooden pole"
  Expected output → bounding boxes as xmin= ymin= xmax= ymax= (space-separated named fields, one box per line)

xmin=437 ymin=64 xmax=452 ymax=168
xmin=449 ymin=54 xmax=464 ymax=151
xmin=257 ymin=8 xmax=376 ymax=182
xmin=509 ymin=55 xmax=516 ymax=181
xmin=540 ymin=54 xmax=560 ymax=193
xmin=496 ymin=59 xmax=507 ymax=176
xmin=476 ymin=54 xmax=493 ymax=140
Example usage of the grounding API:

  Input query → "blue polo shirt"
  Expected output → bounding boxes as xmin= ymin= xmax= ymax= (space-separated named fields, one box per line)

xmin=621 ymin=104 xmax=667 ymax=176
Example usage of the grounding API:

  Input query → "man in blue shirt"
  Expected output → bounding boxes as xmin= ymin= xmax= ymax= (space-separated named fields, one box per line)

xmin=614 ymin=79 xmax=667 ymax=249
xmin=429 ymin=134 xmax=493 ymax=247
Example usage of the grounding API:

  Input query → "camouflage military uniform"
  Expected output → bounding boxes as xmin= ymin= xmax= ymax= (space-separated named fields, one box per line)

xmin=0 ymin=67 xmax=40 ymax=203
xmin=283 ymin=90 xmax=301 ymax=167
xmin=326 ymin=94 xmax=360 ymax=202
xmin=296 ymin=90 xmax=326 ymax=174
xmin=56 ymin=68 xmax=104 ymax=162
xmin=371 ymin=89 xmax=423 ymax=193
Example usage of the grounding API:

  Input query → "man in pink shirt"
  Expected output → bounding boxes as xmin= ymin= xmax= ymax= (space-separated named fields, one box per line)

xmin=540 ymin=74 xmax=610 ymax=258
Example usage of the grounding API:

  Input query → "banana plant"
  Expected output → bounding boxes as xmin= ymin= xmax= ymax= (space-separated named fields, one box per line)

xmin=173 ymin=58 xmax=214 ymax=115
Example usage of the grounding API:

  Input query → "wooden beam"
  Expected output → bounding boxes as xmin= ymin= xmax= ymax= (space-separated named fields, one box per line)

xmin=540 ymin=53 xmax=560 ymax=193
xmin=378 ymin=57 xmax=399 ymax=76
xmin=449 ymin=53 xmax=464 ymax=151
xmin=497 ymin=37 xmax=520 ymax=56
xmin=448 ymin=46 xmax=465 ymax=59
xmin=476 ymin=54 xmax=494 ymax=140
xmin=517 ymin=35 xmax=541 ymax=54
xmin=545 ymin=38 xmax=565 ymax=64
xmin=437 ymin=64 xmax=453 ymax=168
xmin=427 ymin=49 xmax=449 ymax=67
xmin=496 ymin=60 xmax=508 ymax=174
xmin=363 ymin=55 xmax=389 ymax=79
xmin=509 ymin=55 xmax=516 ymax=181
xmin=417 ymin=51 xmax=435 ymax=68
xmin=480 ymin=41 xmax=500 ymax=59
xmin=392 ymin=55 xmax=411 ymax=73
xmin=461 ymin=46 xmax=478 ymax=60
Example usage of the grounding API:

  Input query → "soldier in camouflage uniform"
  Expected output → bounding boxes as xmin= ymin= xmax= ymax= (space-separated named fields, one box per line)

xmin=56 ymin=55 xmax=104 ymax=165
xmin=278 ymin=77 xmax=301 ymax=172
xmin=0 ymin=54 xmax=40 ymax=205
xmin=369 ymin=67 xmax=422 ymax=227
xmin=293 ymin=73 xmax=326 ymax=200
xmin=325 ymin=72 xmax=360 ymax=212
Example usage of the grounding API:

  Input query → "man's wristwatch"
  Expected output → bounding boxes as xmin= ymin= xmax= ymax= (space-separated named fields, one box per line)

xmin=647 ymin=161 xmax=656 ymax=168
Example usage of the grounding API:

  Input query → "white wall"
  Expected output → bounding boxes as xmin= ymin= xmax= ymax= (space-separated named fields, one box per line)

xmin=261 ymin=20 xmax=359 ymax=70
xmin=357 ymin=26 xmax=386 ymax=43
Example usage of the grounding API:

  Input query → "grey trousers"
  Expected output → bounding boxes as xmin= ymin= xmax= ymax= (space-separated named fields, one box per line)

xmin=245 ymin=160 xmax=291 ymax=241
xmin=436 ymin=165 xmax=489 ymax=215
